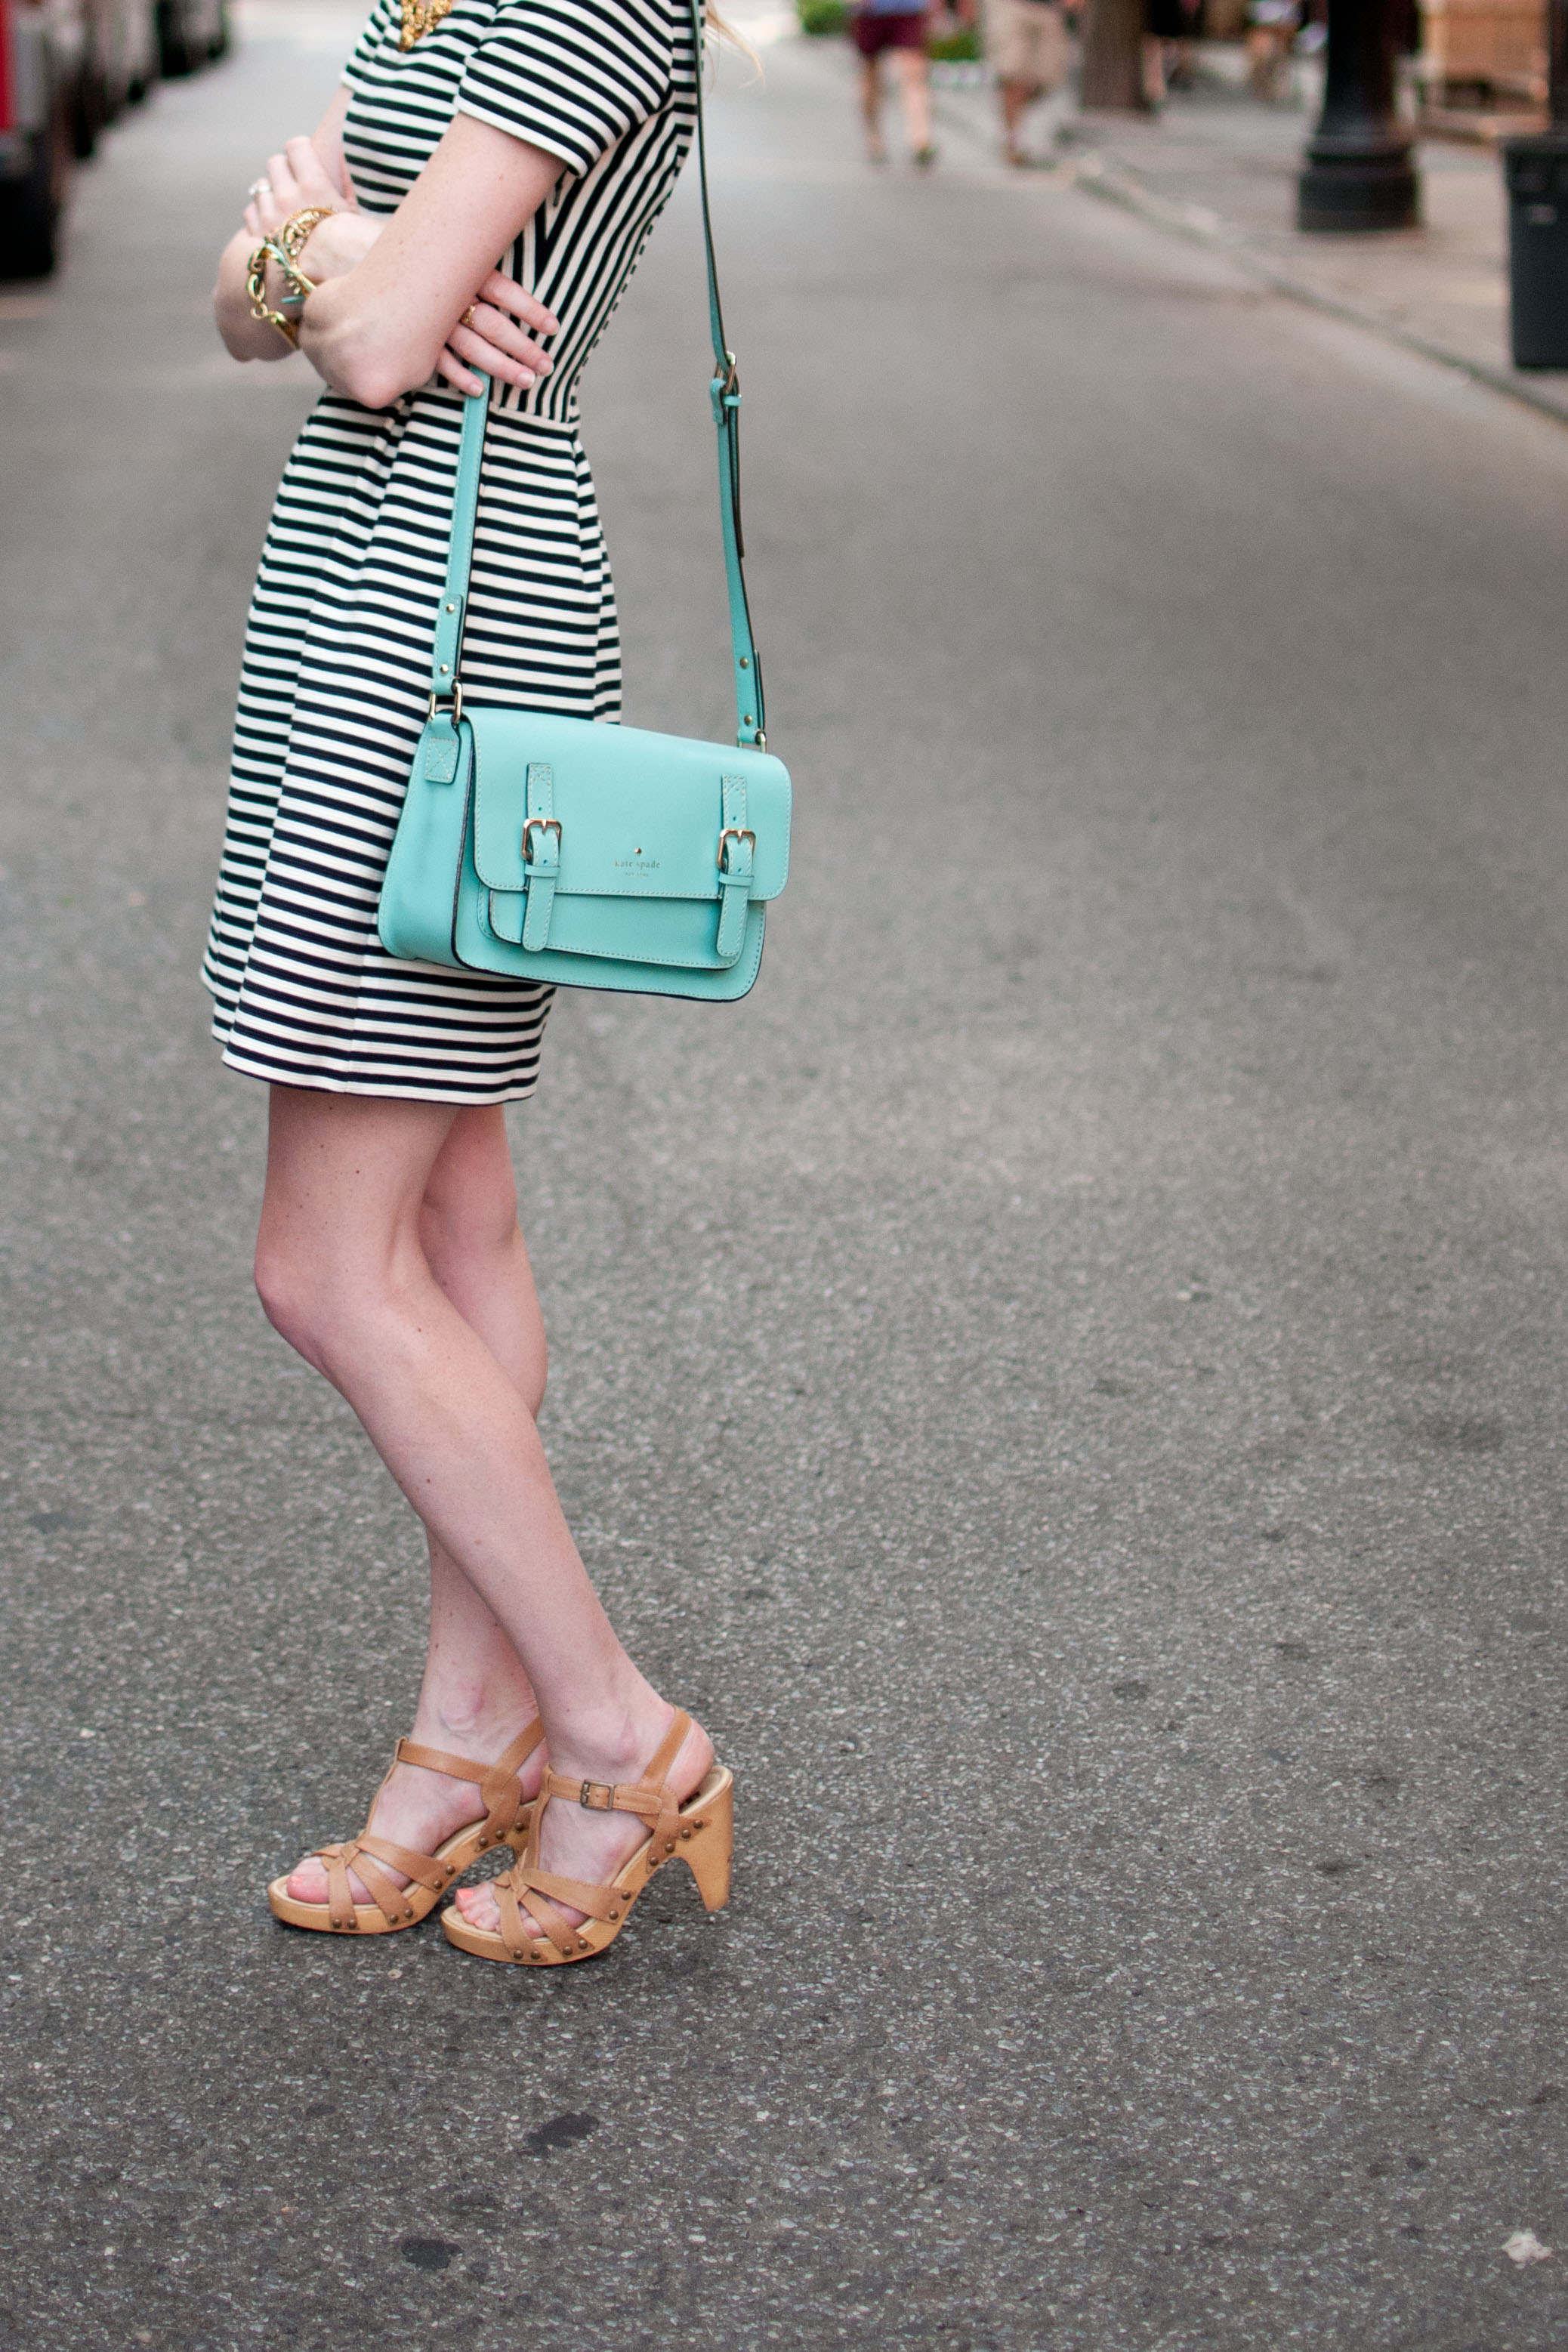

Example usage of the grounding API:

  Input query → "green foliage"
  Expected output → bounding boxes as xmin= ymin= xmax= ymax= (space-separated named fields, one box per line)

xmin=798 ymin=0 xmax=849 ymax=31
xmin=926 ymin=19 xmax=981 ymax=57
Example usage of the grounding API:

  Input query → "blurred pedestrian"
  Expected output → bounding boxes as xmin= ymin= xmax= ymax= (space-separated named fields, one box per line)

xmin=1143 ymin=0 xmax=1189 ymax=103
xmin=1163 ymin=0 xmax=1201 ymax=89
xmin=1245 ymin=0 xmax=1299 ymax=100
xmin=202 ymin=0 xmax=740 ymax=1971
xmin=983 ymin=0 xmax=1068 ymax=167
xmin=853 ymin=0 xmax=937 ymax=166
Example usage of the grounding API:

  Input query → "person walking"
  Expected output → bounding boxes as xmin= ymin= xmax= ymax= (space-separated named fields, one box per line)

xmin=205 ymin=0 xmax=736 ymax=1968
xmin=982 ymin=0 xmax=1068 ymax=168
xmin=853 ymin=0 xmax=937 ymax=167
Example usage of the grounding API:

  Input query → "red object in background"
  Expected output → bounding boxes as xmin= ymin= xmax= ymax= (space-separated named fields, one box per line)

xmin=0 ymin=0 xmax=76 ymax=276
xmin=0 ymin=2 xmax=18 ymax=134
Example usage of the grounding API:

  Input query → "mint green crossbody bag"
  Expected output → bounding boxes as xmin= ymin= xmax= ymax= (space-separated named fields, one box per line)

xmin=376 ymin=15 xmax=789 ymax=1002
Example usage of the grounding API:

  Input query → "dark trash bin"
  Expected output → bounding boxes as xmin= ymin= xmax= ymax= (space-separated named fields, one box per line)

xmin=1505 ymin=132 xmax=1568 ymax=368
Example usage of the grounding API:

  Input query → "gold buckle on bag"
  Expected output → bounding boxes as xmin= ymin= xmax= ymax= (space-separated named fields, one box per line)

xmin=523 ymin=817 xmax=562 ymax=863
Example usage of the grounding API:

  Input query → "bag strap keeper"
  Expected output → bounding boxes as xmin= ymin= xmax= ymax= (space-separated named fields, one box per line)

xmin=520 ymin=762 xmax=560 ymax=951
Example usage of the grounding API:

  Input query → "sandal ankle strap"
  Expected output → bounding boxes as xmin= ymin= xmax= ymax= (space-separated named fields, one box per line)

xmin=549 ymin=1773 xmax=656 ymax=1815
xmin=540 ymin=1708 xmax=692 ymax=1825
xmin=540 ymin=1712 xmax=686 ymax=1816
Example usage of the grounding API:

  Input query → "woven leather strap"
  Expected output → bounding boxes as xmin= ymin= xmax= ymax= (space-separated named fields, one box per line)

xmin=396 ymin=1718 xmax=545 ymax=1848
xmin=428 ymin=0 xmax=765 ymax=751
xmin=318 ymin=1721 xmax=545 ymax=1928
xmin=495 ymin=1711 xmax=693 ymax=1958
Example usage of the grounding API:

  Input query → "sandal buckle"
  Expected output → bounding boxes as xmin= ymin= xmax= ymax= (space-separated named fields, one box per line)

xmin=579 ymin=1778 xmax=613 ymax=1809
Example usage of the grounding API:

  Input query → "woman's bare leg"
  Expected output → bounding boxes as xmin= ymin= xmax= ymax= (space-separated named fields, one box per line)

xmin=415 ymin=1103 xmax=546 ymax=1747
xmin=860 ymin=54 xmax=887 ymax=159
xmin=999 ymin=76 xmax=1034 ymax=162
xmin=259 ymin=1086 xmax=710 ymax=1928
xmin=893 ymin=48 xmax=933 ymax=156
xmin=284 ymin=1107 xmax=544 ymax=1903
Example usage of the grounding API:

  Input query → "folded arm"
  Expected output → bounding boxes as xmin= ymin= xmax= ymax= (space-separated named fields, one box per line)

xmin=213 ymin=91 xmax=564 ymax=409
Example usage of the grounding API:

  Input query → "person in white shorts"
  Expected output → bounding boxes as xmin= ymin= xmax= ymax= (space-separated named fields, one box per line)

xmin=983 ymin=0 xmax=1067 ymax=168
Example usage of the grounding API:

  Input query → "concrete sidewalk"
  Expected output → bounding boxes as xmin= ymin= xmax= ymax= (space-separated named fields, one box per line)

xmin=918 ymin=50 xmax=1568 ymax=425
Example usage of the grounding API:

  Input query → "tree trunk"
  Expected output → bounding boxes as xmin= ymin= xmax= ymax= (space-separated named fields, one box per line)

xmin=1079 ymin=0 xmax=1149 ymax=111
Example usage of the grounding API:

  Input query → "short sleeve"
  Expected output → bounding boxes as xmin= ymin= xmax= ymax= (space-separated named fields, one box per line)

xmin=458 ymin=0 xmax=674 ymax=179
xmin=341 ymin=0 xmax=397 ymax=93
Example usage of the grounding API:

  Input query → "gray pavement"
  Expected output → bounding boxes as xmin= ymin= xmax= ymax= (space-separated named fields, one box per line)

xmin=5 ymin=7 xmax=1568 ymax=2347
xmin=927 ymin=42 xmax=1568 ymax=427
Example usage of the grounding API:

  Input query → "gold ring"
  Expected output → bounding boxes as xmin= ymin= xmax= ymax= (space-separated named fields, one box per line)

xmin=460 ymin=304 xmax=477 ymax=330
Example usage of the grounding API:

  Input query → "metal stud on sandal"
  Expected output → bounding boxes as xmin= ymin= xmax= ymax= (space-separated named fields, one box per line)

xmin=440 ymin=1709 xmax=733 ymax=1967
xmin=267 ymin=1721 xmax=546 ymax=1936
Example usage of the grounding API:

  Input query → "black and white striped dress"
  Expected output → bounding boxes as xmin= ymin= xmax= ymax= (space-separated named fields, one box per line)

xmin=202 ymin=0 xmax=699 ymax=1100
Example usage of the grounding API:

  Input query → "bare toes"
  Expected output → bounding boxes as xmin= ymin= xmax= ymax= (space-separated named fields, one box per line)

xmin=455 ymin=1884 xmax=501 ymax=1931
xmin=287 ymin=1860 xmax=330 ymax=1903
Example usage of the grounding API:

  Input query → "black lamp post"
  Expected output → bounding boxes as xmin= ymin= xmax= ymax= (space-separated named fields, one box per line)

xmin=1298 ymin=0 xmax=1420 ymax=233
xmin=1503 ymin=0 xmax=1568 ymax=365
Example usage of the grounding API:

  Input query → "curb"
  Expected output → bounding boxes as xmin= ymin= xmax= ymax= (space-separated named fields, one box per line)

xmin=1066 ymin=147 xmax=1568 ymax=435
xmin=924 ymin=71 xmax=1568 ymax=435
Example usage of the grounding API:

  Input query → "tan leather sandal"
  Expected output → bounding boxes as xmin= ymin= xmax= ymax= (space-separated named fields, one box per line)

xmin=440 ymin=1709 xmax=733 ymax=1967
xmin=267 ymin=1721 xmax=545 ymax=1936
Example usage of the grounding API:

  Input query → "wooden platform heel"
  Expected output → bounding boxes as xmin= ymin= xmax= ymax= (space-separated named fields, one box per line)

xmin=440 ymin=1708 xmax=733 ymax=1968
xmin=267 ymin=1720 xmax=545 ymax=1936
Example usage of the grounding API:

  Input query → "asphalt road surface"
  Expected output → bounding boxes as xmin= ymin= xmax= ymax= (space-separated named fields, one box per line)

xmin=5 ymin=11 xmax=1568 ymax=2348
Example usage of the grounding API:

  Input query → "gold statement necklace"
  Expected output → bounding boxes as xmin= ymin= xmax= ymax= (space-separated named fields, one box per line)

xmin=400 ymin=0 xmax=454 ymax=48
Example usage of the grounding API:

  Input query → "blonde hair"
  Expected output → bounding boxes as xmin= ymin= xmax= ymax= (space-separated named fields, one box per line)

xmin=704 ymin=2 xmax=763 ymax=74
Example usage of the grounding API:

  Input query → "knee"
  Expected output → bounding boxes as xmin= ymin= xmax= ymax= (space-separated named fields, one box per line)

xmin=253 ymin=1228 xmax=372 ymax=1377
xmin=253 ymin=1233 xmax=326 ymax=1366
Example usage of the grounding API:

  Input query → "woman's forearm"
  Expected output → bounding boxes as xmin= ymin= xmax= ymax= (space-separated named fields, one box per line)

xmin=212 ymin=108 xmax=562 ymax=407
xmin=298 ymin=116 xmax=563 ymax=412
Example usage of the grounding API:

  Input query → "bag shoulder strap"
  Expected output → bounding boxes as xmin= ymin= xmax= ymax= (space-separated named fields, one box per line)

xmin=427 ymin=0 xmax=765 ymax=753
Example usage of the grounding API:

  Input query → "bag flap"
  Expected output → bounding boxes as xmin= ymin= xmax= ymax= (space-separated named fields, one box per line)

xmin=468 ymin=711 xmax=791 ymax=903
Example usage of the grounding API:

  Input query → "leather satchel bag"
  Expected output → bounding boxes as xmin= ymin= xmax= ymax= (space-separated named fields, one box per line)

xmin=377 ymin=20 xmax=790 ymax=1002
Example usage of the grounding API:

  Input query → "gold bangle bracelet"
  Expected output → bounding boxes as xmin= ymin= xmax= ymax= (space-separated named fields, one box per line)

xmin=245 ymin=203 xmax=332 ymax=347
xmin=245 ymin=241 xmax=301 ymax=349
xmin=261 ymin=236 xmax=319 ymax=304
xmin=275 ymin=205 xmax=335 ymax=269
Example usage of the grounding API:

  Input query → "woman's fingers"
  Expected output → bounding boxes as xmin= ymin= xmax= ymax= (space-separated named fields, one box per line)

xmin=434 ymin=346 xmax=487 ymax=397
xmin=477 ymin=270 xmax=560 ymax=338
xmin=282 ymin=135 xmax=344 ymax=211
xmin=446 ymin=307 xmax=552 ymax=390
xmin=242 ymin=131 xmax=336 ymax=231
xmin=440 ymin=298 xmax=555 ymax=391
xmin=259 ymin=159 xmax=301 ymax=233
xmin=444 ymin=320 xmax=540 ymax=393
xmin=245 ymin=189 xmax=287 ymax=243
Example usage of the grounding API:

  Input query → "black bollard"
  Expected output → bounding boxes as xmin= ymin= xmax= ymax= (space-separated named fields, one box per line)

xmin=1503 ymin=0 xmax=1568 ymax=367
xmin=1298 ymin=0 xmax=1420 ymax=233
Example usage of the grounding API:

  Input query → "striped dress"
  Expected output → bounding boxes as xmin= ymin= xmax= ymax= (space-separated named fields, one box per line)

xmin=202 ymin=0 xmax=699 ymax=1100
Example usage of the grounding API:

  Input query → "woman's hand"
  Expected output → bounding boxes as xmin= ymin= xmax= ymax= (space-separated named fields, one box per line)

xmin=215 ymin=107 xmax=363 ymax=364
xmin=434 ymin=269 xmax=560 ymax=397
xmin=243 ymin=133 xmax=355 ymax=244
